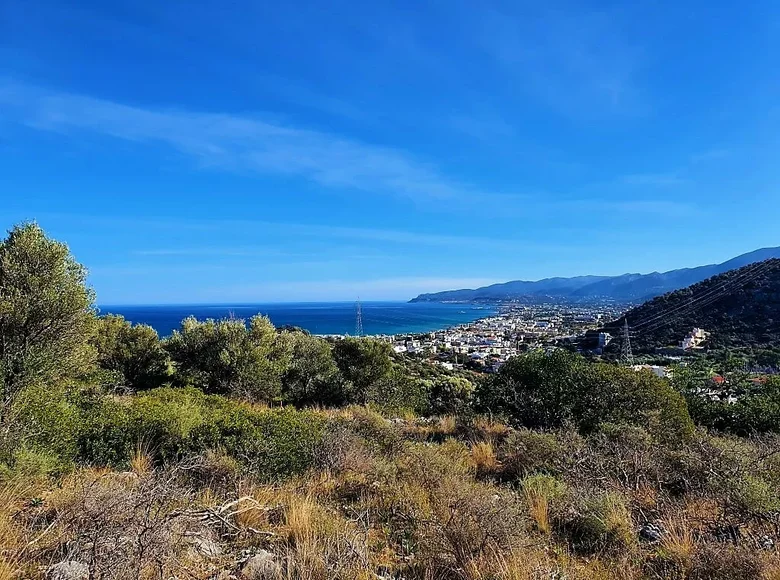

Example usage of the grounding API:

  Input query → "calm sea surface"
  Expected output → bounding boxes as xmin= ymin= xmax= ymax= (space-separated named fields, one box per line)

xmin=98 ymin=302 xmax=496 ymax=337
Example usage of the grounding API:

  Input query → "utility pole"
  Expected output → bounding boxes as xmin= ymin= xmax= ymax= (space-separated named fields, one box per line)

xmin=620 ymin=318 xmax=633 ymax=366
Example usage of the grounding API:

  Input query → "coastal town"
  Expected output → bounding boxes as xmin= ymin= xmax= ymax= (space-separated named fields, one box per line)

xmin=381 ymin=301 xmax=628 ymax=372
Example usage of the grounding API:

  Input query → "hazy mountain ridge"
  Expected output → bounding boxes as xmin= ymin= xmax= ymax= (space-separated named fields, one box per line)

xmin=410 ymin=247 xmax=780 ymax=303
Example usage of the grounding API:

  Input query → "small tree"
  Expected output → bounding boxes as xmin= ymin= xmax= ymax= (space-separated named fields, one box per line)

xmin=164 ymin=315 xmax=290 ymax=402
xmin=92 ymin=315 xmax=171 ymax=391
xmin=0 ymin=223 xmax=95 ymax=413
xmin=280 ymin=330 xmax=344 ymax=406
xmin=331 ymin=337 xmax=393 ymax=402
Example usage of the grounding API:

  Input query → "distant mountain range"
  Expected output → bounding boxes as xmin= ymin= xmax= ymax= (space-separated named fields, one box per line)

xmin=602 ymin=258 xmax=780 ymax=352
xmin=409 ymin=247 xmax=780 ymax=303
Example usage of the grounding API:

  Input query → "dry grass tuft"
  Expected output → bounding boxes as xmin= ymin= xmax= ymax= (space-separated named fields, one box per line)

xmin=659 ymin=517 xmax=695 ymax=566
xmin=438 ymin=415 xmax=457 ymax=435
xmin=130 ymin=443 xmax=153 ymax=477
xmin=0 ymin=557 xmax=18 ymax=580
xmin=472 ymin=416 xmax=511 ymax=441
xmin=472 ymin=441 xmax=500 ymax=477
xmin=522 ymin=474 xmax=566 ymax=536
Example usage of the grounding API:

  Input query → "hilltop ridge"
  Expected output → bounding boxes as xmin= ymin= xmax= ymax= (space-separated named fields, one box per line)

xmin=410 ymin=246 xmax=780 ymax=303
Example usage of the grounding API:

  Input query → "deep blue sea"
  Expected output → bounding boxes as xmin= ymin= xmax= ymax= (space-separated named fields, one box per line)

xmin=98 ymin=302 xmax=496 ymax=337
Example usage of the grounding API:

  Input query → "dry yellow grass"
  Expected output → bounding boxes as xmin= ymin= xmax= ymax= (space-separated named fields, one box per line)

xmin=130 ymin=443 xmax=153 ymax=477
xmin=660 ymin=518 xmax=695 ymax=566
xmin=526 ymin=492 xmax=551 ymax=535
xmin=521 ymin=475 xmax=565 ymax=536
xmin=472 ymin=416 xmax=510 ymax=440
xmin=285 ymin=494 xmax=316 ymax=546
xmin=471 ymin=441 xmax=500 ymax=476
xmin=438 ymin=415 xmax=457 ymax=435
xmin=0 ymin=483 xmax=27 ymax=553
xmin=0 ymin=557 xmax=18 ymax=580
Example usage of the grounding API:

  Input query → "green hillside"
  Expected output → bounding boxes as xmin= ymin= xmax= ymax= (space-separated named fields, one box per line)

xmin=604 ymin=258 xmax=780 ymax=353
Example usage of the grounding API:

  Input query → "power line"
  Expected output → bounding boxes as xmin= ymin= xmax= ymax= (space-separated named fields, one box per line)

xmin=629 ymin=260 xmax=772 ymax=332
xmin=635 ymin=261 xmax=772 ymax=336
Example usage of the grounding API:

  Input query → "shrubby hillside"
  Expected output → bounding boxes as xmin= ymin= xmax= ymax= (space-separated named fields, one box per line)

xmin=1 ymin=223 xmax=780 ymax=579
xmin=605 ymin=258 xmax=780 ymax=353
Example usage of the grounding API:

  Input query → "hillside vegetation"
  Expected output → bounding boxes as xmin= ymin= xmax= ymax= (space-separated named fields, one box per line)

xmin=605 ymin=259 xmax=780 ymax=353
xmin=1 ymin=223 xmax=780 ymax=579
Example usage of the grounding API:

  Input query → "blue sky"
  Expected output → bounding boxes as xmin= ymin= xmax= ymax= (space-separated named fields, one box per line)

xmin=1 ymin=0 xmax=779 ymax=303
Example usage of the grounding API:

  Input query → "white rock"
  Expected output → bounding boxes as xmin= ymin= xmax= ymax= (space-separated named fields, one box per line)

xmin=239 ymin=550 xmax=282 ymax=579
xmin=46 ymin=561 xmax=89 ymax=580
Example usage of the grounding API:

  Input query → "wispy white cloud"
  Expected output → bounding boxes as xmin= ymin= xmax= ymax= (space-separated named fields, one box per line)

xmin=0 ymin=81 xmax=475 ymax=200
xmin=33 ymin=211 xmax=571 ymax=251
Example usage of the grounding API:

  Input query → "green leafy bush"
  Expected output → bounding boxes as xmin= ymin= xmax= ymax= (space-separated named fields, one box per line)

xmin=165 ymin=315 xmax=291 ymax=402
xmin=92 ymin=315 xmax=171 ymax=391
xmin=74 ymin=387 xmax=324 ymax=480
xmin=477 ymin=351 xmax=694 ymax=439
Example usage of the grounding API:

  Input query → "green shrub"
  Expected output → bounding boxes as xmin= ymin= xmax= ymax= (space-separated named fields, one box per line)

xmin=92 ymin=315 xmax=171 ymax=391
xmin=72 ymin=387 xmax=325 ymax=480
xmin=186 ymin=403 xmax=324 ymax=481
xmin=427 ymin=376 xmax=475 ymax=416
xmin=8 ymin=383 xmax=81 ymax=463
xmin=522 ymin=473 xmax=567 ymax=500
xmin=477 ymin=351 xmax=694 ymax=440
xmin=75 ymin=393 xmax=135 ymax=467
xmin=164 ymin=315 xmax=291 ymax=402
xmin=498 ymin=429 xmax=569 ymax=480
xmin=0 ymin=448 xmax=64 ymax=482
xmin=728 ymin=474 xmax=780 ymax=515
xmin=561 ymin=491 xmax=635 ymax=555
xmin=365 ymin=367 xmax=429 ymax=414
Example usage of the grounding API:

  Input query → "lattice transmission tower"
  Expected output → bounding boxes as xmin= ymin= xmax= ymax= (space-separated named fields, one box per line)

xmin=355 ymin=298 xmax=364 ymax=337
xmin=620 ymin=318 xmax=634 ymax=366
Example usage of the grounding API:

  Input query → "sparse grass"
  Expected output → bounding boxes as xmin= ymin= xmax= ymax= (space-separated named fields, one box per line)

xmin=659 ymin=518 xmax=695 ymax=567
xmin=3 ymin=407 xmax=780 ymax=579
xmin=130 ymin=442 xmax=153 ymax=476
xmin=522 ymin=474 xmax=566 ymax=535
xmin=471 ymin=441 xmax=500 ymax=477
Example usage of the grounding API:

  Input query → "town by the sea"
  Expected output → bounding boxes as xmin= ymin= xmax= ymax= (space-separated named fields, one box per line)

xmin=98 ymin=301 xmax=497 ymax=337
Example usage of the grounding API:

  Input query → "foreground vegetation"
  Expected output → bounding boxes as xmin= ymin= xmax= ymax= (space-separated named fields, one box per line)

xmin=1 ymin=223 xmax=780 ymax=579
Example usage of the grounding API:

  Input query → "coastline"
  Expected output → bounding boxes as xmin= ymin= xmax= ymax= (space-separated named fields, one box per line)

xmin=98 ymin=301 xmax=498 ymax=338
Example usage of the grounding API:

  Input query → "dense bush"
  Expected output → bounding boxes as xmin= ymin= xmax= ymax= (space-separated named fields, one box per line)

xmin=331 ymin=337 xmax=393 ymax=397
xmin=673 ymin=362 xmax=780 ymax=434
xmin=427 ymin=375 xmax=475 ymax=415
xmin=476 ymin=350 xmax=694 ymax=439
xmin=164 ymin=315 xmax=291 ymax=401
xmin=92 ymin=314 xmax=171 ymax=391
xmin=280 ymin=331 xmax=344 ymax=406
xmin=66 ymin=387 xmax=325 ymax=480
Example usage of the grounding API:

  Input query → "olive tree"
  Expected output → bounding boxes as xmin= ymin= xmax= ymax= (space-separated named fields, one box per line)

xmin=164 ymin=314 xmax=291 ymax=402
xmin=0 ymin=223 xmax=95 ymax=413
xmin=92 ymin=314 xmax=171 ymax=391
xmin=280 ymin=330 xmax=344 ymax=406
xmin=331 ymin=337 xmax=393 ymax=402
